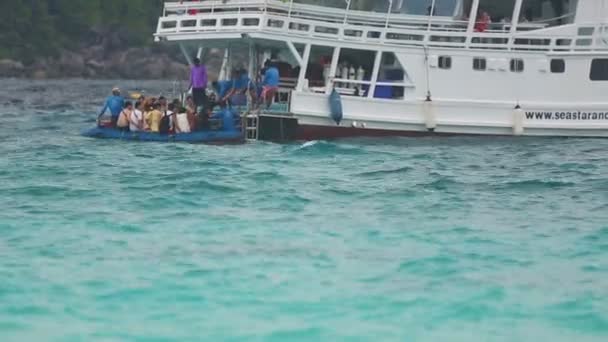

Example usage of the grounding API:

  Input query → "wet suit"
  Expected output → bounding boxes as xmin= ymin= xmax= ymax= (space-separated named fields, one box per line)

xmin=98 ymin=95 xmax=125 ymax=126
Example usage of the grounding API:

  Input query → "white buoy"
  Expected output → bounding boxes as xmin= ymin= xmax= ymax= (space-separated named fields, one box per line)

xmin=423 ymin=98 xmax=437 ymax=131
xmin=513 ymin=106 xmax=525 ymax=136
xmin=352 ymin=121 xmax=358 ymax=128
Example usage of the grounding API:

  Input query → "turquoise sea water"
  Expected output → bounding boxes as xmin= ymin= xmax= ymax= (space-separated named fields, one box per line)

xmin=1 ymin=79 xmax=607 ymax=341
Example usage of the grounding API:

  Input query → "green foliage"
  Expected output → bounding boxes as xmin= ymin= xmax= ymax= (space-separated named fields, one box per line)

xmin=0 ymin=0 xmax=163 ymax=63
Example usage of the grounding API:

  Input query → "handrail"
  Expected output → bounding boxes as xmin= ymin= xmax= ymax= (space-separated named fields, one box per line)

xmin=164 ymin=0 xmax=461 ymax=27
xmin=156 ymin=1 xmax=608 ymax=52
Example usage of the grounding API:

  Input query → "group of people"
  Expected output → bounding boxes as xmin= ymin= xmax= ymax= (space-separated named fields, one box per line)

xmin=99 ymin=88 xmax=201 ymax=134
xmin=98 ymin=56 xmax=281 ymax=134
xmin=211 ymin=59 xmax=280 ymax=111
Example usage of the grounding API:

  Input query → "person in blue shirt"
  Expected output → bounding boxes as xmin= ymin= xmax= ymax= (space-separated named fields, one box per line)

xmin=212 ymin=79 xmax=234 ymax=108
xmin=261 ymin=60 xmax=280 ymax=109
xmin=224 ymin=69 xmax=251 ymax=107
xmin=98 ymin=87 xmax=125 ymax=127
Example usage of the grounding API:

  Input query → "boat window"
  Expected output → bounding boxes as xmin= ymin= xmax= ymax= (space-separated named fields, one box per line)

xmin=376 ymin=52 xmax=408 ymax=100
xmin=399 ymin=0 xmax=459 ymax=16
xmin=180 ymin=20 xmax=197 ymax=28
xmin=367 ymin=31 xmax=382 ymax=39
xmin=510 ymin=59 xmax=524 ymax=72
xmin=513 ymin=0 xmax=572 ymax=29
xmin=578 ymin=27 xmax=595 ymax=36
xmin=438 ymin=56 xmax=451 ymax=70
xmin=200 ymin=19 xmax=217 ymax=27
xmin=514 ymin=39 xmax=551 ymax=46
xmin=386 ymin=33 xmax=424 ymax=42
xmin=344 ymin=29 xmax=363 ymax=38
xmin=576 ymin=39 xmax=592 ymax=46
xmin=473 ymin=57 xmax=486 ymax=71
xmin=161 ymin=21 xmax=177 ymax=29
xmin=315 ymin=26 xmax=339 ymax=35
xmin=590 ymin=59 xmax=608 ymax=81
xmin=556 ymin=39 xmax=572 ymax=47
xmin=222 ymin=18 xmax=238 ymax=26
xmin=550 ymin=59 xmax=565 ymax=73
xmin=267 ymin=19 xmax=284 ymax=28
xmin=336 ymin=48 xmax=376 ymax=95
xmin=243 ymin=18 xmax=260 ymax=26
xmin=430 ymin=36 xmax=466 ymax=43
xmin=289 ymin=23 xmax=310 ymax=32
xmin=306 ymin=45 xmax=335 ymax=88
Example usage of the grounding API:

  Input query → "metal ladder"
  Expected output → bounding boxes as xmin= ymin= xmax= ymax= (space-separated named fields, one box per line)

xmin=244 ymin=113 xmax=259 ymax=141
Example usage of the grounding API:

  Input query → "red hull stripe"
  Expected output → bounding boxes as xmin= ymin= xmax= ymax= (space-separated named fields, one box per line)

xmin=296 ymin=124 xmax=440 ymax=140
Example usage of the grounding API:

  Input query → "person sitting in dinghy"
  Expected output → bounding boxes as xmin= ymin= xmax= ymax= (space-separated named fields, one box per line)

xmin=129 ymin=101 xmax=144 ymax=132
xmin=98 ymin=87 xmax=125 ymax=127
xmin=145 ymin=102 xmax=163 ymax=133
xmin=175 ymin=106 xmax=191 ymax=133
xmin=116 ymin=101 xmax=133 ymax=132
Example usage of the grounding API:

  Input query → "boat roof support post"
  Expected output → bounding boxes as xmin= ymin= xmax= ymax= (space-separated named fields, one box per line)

xmin=465 ymin=0 xmax=480 ymax=47
xmin=453 ymin=0 xmax=464 ymax=17
xmin=286 ymin=41 xmax=304 ymax=67
xmin=180 ymin=43 xmax=194 ymax=67
xmin=367 ymin=50 xmax=383 ymax=99
xmin=219 ymin=47 xmax=230 ymax=81
xmin=197 ymin=46 xmax=204 ymax=59
xmin=385 ymin=0 xmax=394 ymax=29
xmin=344 ymin=0 xmax=352 ymax=24
xmin=296 ymin=44 xmax=312 ymax=92
xmin=326 ymin=47 xmax=342 ymax=95
xmin=509 ymin=0 xmax=524 ymax=34
xmin=427 ymin=0 xmax=437 ymax=32
xmin=248 ymin=43 xmax=256 ymax=80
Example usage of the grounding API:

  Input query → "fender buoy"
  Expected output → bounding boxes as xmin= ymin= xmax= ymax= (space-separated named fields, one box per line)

xmin=329 ymin=89 xmax=343 ymax=125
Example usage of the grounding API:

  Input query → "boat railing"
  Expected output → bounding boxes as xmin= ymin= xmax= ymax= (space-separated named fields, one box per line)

xmin=158 ymin=1 xmax=608 ymax=52
xmin=163 ymin=0 xmax=463 ymax=29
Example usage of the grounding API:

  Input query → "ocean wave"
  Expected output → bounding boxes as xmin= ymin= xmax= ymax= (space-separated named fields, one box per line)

xmin=356 ymin=166 xmax=413 ymax=178
xmin=495 ymin=179 xmax=576 ymax=190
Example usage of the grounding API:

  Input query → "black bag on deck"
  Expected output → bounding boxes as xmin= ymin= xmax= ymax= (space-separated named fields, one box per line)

xmin=159 ymin=111 xmax=170 ymax=134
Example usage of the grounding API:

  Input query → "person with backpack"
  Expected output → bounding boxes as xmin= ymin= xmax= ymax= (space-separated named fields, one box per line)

xmin=159 ymin=103 xmax=177 ymax=135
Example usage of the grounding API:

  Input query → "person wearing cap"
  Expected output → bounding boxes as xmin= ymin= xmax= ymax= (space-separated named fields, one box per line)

xmin=98 ymin=87 xmax=125 ymax=127
xmin=189 ymin=57 xmax=208 ymax=111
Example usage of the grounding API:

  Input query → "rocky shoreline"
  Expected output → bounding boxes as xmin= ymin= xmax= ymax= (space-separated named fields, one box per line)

xmin=0 ymin=46 xmax=192 ymax=80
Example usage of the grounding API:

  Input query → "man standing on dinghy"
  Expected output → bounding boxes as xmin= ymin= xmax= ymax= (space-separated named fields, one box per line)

xmin=189 ymin=57 xmax=208 ymax=112
xmin=97 ymin=87 xmax=125 ymax=127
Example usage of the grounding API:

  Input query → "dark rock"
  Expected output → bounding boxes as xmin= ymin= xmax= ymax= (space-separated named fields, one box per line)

xmin=86 ymin=59 xmax=105 ymax=70
xmin=57 ymin=51 xmax=85 ymax=77
xmin=0 ymin=59 xmax=25 ymax=77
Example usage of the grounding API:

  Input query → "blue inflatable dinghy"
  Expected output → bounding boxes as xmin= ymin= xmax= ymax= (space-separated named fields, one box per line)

xmin=81 ymin=127 xmax=244 ymax=143
xmin=82 ymin=108 xmax=244 ymax=144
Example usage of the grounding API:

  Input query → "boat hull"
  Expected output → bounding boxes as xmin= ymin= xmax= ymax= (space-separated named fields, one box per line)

xmin=81 ymin=127 xmax=244 ymax=144
xmin=290 ymin=92 xmax=608 ymax=139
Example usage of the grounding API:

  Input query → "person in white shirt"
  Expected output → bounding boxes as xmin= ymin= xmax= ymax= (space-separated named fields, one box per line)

xmin=176 ymin=106 xmax=191 ymax=133
xmin=130 ymin=101 xmax=144 ymax=132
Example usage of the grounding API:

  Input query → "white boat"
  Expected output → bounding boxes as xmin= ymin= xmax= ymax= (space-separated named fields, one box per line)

xmin=155 ymin=0 xmax=608 ymax=139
